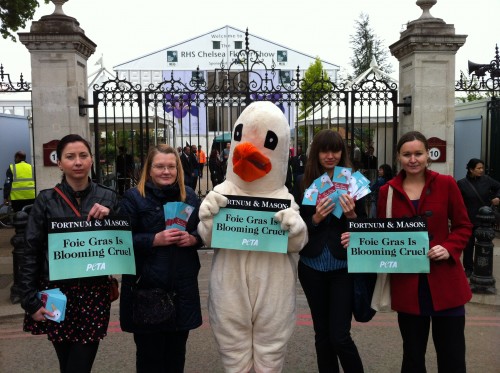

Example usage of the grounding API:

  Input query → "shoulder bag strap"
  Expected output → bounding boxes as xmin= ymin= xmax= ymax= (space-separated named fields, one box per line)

xmin=53 ymin=186 xmax=81 ymax=217
xmin=465 ymin=179 xmax=487 ymax=206
xmin=386 ymin=186 xmax=393 ymax=218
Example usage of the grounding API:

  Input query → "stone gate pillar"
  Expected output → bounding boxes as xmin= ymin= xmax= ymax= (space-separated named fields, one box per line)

xmin=389 ymin=0 xmax=466 ymax=175
xmin=18 ymin=0 xmax=96 ymax=191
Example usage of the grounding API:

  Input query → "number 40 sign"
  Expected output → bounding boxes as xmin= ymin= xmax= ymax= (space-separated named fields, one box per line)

xmin=428 ymin=137 xmax=446 ymax=162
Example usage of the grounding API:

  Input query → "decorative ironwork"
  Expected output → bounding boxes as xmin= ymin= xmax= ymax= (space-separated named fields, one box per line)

xmin=86 ymin=29 xmax=398 ymax=197
xmin=455 ymin=44 xmax=500 ymax=95
xmin=0 ymin=64 xmax=31 ymax=92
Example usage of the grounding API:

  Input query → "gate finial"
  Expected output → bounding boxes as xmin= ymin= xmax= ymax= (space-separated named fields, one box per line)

xmin=51 ymin=0 xmax=68 ymax=16
xmin=416 ymin=0 xmax=437 ymax=20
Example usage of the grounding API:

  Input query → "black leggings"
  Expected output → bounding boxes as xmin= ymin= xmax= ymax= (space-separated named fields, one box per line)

xmin=134 ymin=331 xmax=189 ymax=373
xmin=398 ymin=313 xmax=466 ymax=373
xmin=52 ymin=341 xmax=100 ymax=373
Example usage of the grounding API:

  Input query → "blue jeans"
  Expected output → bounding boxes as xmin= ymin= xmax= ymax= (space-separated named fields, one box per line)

xmin=298 ymin=261 xmax=364 ymax=373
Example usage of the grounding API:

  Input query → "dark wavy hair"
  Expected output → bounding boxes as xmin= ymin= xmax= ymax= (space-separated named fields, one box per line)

xmin=379 ymin=163 xmax=393 ymax=181
xmin=466 ymin=158 xmax=484 ymax=177
xmin=301 ymin=129 xmax=351 ymax=193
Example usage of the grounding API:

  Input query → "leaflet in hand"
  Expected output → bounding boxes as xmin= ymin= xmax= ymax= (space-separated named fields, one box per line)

xmin=332 ymin=167 xmax=372 ymax=218
xmin=302 ymin=172 xmax=338 ymax=206
xmin=164 ymin=202 xmax=194 ymax=230
xmin=302 ymin=168 xmax=372 ymax=218
xmin=37 ymin=288 xmax=67 ymax=323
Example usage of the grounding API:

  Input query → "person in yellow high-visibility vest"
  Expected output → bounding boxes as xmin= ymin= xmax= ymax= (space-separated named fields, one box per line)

xmin=3 ymin=151 xmax=35 ymax=212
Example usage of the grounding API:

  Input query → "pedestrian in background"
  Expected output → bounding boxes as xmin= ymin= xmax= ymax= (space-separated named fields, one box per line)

xmin=293 ymin=129 xmax=366 ymax=373
xmin=119 ymin=144 xmax=202 ymax=373
xmin=457 ymin=158 xmax=500 ymax=277
xmin=208 ymin=148 xmax=223 ymax=188
xmin=376 ymin=131 xmax=472 ymax=372
xmin=290 ymin=144 xmax=307 ymax=189
xmin=3 ymin=150 xmax=35 ymax=212
xmin=19 ymin=134 xmax=120 ymax=373
xmin=189 ymin=145 xmax=199 ymax=188
xmin=368 ymin=163 xmax=393 ymax=218
xmin=196 ymin=145 xmax=206 ymax=178
xmin=180 ymin=146 xmax=194 ymax=189
xmin=115 ymin=145 xmax=134 ymax=196
xmin=221 ymin=142 xmax=230 ymax=177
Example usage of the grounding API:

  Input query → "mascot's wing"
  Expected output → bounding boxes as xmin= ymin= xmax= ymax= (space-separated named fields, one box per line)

xmin=274 ymin=193 xmax=308 ymax=253
xmin=197 ymin=190 xmax=228 ymax=248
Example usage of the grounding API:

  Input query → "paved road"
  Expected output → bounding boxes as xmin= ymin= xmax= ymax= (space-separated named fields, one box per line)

xmin=1 ymin=250 xmax=500 ymax=373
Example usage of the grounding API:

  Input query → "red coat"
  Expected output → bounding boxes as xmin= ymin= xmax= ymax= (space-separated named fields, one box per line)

xmin=377 ymin=169 xmax=472 ymax=314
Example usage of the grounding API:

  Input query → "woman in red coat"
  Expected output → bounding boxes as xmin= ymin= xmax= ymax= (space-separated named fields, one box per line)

xmin=376 ymin=131 xmax=472 ymax=373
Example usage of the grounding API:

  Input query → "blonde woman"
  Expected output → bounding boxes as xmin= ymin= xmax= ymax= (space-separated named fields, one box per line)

xmin=119 ymin=144 xmax=202 ymax=373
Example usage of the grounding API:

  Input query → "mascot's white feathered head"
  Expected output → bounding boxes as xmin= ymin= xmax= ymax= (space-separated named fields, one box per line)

xmin=224 ymin=101 xmax=290 ymax=193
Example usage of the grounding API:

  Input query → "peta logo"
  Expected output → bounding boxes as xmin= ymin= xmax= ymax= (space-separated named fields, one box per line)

xmin=242 ymin=239 xmax=259 ymax=247
xmin=86 ymin=263 xmax=106 ymax=271
xmin=380 ymin=261 xmax=398 ymax=268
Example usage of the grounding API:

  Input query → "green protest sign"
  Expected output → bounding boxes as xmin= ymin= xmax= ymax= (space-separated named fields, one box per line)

xmin=347 ymin=218 xmax=429 ymax=273
xmin=211 ymin=195 xmax=290 ymax=253
xmin=48 ymin=216 xmax=135 ymax=280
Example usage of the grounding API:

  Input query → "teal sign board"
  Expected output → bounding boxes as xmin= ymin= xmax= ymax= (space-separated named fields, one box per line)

xmin=347 ymin=218 xmax=429 ymax=273
xmin=212 ymin=195 xmax=290 ymax=253
xmin=48 ymin=216 xmax=135 ymax=280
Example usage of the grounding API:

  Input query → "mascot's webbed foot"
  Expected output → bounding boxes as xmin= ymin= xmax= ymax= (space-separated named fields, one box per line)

xmin=274 ymin=208 xmax=304 ymax=238
xmin=199 ymin=191 xmax=228 ymax=221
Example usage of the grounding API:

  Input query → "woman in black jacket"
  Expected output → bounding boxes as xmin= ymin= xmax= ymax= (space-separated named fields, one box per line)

xmin=119 ymin=144 xmax=202 ymax=373
xmin=293 ymin=130 xmax=365 ymax=373
xmin=208 ymin=148 xmax=224 ymax=188
xmin=457 ymin=158 xmax=500 ymax=276
xmin=20 ymin=134 xmax=120 ymax=373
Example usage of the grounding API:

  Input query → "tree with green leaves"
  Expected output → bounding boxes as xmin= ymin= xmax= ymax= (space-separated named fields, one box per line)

xmin=299 ymin=57 xmax=333 ymax=120
xmin=349 ymin=13 xmax=392 ymax=78
xmin=0 ymin=0 xmax=49 ymax=41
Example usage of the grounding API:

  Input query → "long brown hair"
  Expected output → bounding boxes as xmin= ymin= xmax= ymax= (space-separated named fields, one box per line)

xmin=301 ymin=129 xmax=351 ymax=194
xmin=136 ymin=144 xmax=186 ymax=201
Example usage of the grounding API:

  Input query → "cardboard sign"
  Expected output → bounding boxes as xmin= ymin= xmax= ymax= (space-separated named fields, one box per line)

xmin=48 ymin=216 xmax=135 ymax=280
xmin=211 ymin=195 xmax=290 ymax=253
xmin=347 ymin=218 xmax=429 ymax=273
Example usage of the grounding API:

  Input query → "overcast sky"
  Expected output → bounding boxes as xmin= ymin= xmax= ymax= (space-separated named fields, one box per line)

xmin=0 ymin=0 xmax=498 ymax=83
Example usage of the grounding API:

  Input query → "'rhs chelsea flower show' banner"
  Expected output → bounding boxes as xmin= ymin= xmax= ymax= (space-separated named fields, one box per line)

xmin=347 ymin=217 xmax=429 ymax=273
xmin=211 ymin=195 xmax=290 ymax=253
xmin=48 ymin=216 xmax=135 ymax=280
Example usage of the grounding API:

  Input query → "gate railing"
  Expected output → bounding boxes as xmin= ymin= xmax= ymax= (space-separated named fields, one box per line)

xmin=456 ymin=45 xmax=500 ymax=181
xmin=85 ymin=36 xmax=398 ymax=198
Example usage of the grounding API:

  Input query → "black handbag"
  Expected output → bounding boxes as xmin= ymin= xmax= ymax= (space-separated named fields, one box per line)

xmin=352 ymin=273 xmax=377 ymax=322
xmin=132 ymin=248 xmax=178 ymax=326
xmin=132 ymin=286 xmax=176 ymax=325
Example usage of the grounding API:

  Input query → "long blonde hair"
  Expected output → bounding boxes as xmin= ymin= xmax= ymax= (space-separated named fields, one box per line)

xmin=136 ymin=144 xmax=186 ymax=201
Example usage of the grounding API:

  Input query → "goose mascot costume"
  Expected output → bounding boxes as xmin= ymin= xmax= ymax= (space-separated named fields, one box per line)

xmin=198 ymin=101 xmax=308 ymax=372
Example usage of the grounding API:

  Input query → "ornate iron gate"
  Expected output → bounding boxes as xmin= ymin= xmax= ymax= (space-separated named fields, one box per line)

xmin=456 ymin=45 xmax=500 ymax=180
xmin=85 ymin=35 xmax=398 ymax=197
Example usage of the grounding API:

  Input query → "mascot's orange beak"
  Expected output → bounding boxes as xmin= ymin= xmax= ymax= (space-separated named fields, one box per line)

xmin=232 ymin=142 xmax=272 ymax=182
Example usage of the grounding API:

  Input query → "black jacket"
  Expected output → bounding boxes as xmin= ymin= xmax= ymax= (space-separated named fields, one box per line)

xmin=293 ymin=175 xmax=366 ymax=260
xmin=119 ymin=181 xmax=202 ymax=333
xmin=457 ymin=174 xmax=500 ymax=226
xmin=20 ymin=181 xmax=119 ymax=315
xmin=208 ymin=156 xmax=224 ymax=185
xmin=180 ymin=152 xmax=193 ymax=175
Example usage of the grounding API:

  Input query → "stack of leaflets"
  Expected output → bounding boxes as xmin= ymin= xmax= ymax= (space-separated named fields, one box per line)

xmin=302 ymin=166 xmax=371 ymax=218
xmin=164 ymin=202 xmax=194 ymax=230
xmin=36 ymin=288 xmax=67 ymax=323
